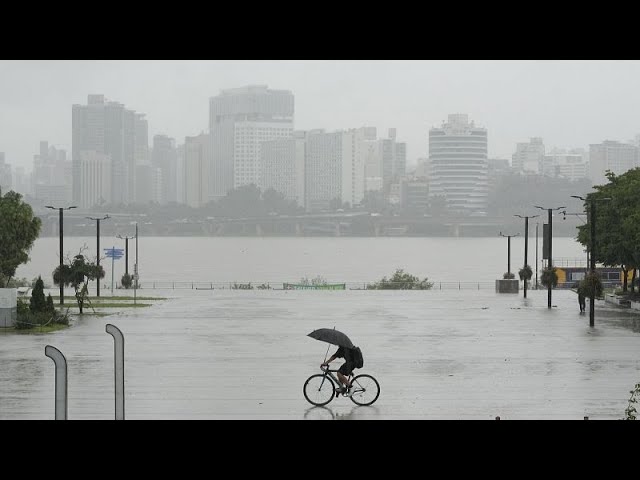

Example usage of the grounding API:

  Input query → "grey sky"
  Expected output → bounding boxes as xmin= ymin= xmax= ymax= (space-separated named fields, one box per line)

xmin=2 ymin=60 xmax=640 ymax=171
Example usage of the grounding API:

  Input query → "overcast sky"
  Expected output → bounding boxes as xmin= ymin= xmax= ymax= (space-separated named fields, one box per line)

xmin=2 ymin=60 xmax=640 ymax=171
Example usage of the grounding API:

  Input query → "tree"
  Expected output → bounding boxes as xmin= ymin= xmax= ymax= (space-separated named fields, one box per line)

xmin=576 ymin=169 xmax=640 ymax=292
xmin=367 ymin=269 xmax=434 ymax=290
xmin=121 ymin=273 xmax=133 ymax=289
xmin=540 ymin=267 xmax=558 ymax=288
xmin=29 ymin=276 xmax=47 ymax=313
xmin=519 ymin=265 xmax=533 ymax=282
xmin=0 ymin=189 xmax=42 ymax=287
xmin=52 ymin=249 xmax=105 ymax=314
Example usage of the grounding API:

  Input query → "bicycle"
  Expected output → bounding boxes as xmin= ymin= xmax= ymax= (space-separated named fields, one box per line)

xmin=303 ymin=364 xmax=380 ymax=407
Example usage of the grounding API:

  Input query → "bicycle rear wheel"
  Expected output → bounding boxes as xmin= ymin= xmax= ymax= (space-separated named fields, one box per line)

xmin=303 ymin=374 xmax=336 ymax=406
xmin=349 ymin=374 xmax=380 ymax=406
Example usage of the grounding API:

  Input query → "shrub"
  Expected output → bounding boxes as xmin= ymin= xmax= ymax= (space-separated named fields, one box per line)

xmin=579 ymin=271 xmax=603 ymax=299
xmin=29 ymin=276 xmax=47 ymax=313
xmin=367 ymin=269 xmax=433 ymax=290
xmin=540 ymin=267 xmax=558 ymax=288
xmin=518 ymin=265 xmax=533 ymax=281
xmin=121 ymin=273 xmax=133 ymax=289
xmin=503 ymin=272 xmax=515 ymax=279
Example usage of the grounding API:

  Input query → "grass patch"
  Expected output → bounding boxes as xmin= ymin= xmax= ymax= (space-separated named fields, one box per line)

xmin=1 ymin=323 xmax=68 ymax=334
xmin=65 ymin=303 xmax=152 ymax=308
xmin=52 ymin=296 xmax=165 ymax=301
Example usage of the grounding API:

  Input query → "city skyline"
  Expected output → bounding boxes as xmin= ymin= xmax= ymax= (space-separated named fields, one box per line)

xmin=3 ymin=60 xmax=640 ymax=171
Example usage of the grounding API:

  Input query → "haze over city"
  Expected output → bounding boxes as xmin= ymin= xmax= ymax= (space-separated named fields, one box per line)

xmin=2 ymin=60 xmax=640 ymax=170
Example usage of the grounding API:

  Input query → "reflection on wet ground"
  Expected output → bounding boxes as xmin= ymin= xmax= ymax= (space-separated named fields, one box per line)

xmin=1 ymin=288 xmax=640 ymax=419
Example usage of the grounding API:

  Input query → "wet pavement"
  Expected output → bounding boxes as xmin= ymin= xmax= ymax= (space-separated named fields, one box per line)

xmin=2 ymin=288 xmax=640 ymax=419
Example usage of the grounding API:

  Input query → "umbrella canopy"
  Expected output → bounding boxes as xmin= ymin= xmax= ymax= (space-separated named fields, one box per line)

xmin=307 ymin=328 xmax=354 ymax=349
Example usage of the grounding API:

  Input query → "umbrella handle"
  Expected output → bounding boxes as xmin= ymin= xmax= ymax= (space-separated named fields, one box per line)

xmin=323 ymin=341 xmax=331 ymax=363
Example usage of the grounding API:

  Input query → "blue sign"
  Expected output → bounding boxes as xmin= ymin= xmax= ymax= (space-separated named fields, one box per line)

xmin=104 ymin=247 xmax=124 ymax=259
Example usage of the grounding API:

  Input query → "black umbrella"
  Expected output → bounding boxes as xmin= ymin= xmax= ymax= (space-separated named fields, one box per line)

xmin=308 ymin=328 xmax=354 ymax=349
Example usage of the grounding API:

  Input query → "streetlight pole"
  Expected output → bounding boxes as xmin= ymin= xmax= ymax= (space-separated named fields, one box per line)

xmin=45 ymin=205 xmax=77 ymax=305
xmin=535 ymin=222 xmax=539 ymax=289
xmin=116 ymin=233 xmax=135 ymax=281
xmin=515 ymin=214 xmax=539 ymax=298
xmin=87 ymin=214 xmax=110 ymax=297
xmin=571 ymin=195 xmax=611 ymax=327
xmin=499 ymin=232 xmax=520 ymax=278
xmin=134 ymin=222 xmax=138 ymax=306
xmin=534 ymin=205 xmax=566 ymax=309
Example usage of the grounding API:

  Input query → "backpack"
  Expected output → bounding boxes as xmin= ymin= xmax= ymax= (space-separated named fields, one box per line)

xmin=352 ymin=346 xmax=364 ymax=369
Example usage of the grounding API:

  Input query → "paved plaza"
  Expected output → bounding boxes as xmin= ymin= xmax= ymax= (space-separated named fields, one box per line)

xmin=1 ymin=288 xmax=640 ymax=419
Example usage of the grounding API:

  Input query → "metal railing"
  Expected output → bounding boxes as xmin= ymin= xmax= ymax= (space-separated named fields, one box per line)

xmin=134 ymin=280 xmax=623 ymax=291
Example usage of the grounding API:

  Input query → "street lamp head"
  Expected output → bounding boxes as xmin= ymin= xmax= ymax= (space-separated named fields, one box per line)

xmin=533 ymin=205 xmax=545 ymax=210
xmin=45 ymin=205 xmax=55 ymax=210
xmin=571 ymin=195 xmax=585 ymax=201
xmin=68 ymin=206 xmax=77 ymax=210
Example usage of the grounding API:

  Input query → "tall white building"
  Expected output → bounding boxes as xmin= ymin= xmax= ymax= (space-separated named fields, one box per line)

xmin=303 ymin=127 xmax=373 ymax=211
xmin=589 ymin=140 xmax=639 ymax=185
xmin=341 ymin=127 xmax=370 ymax=208
xmin=512 ymin=137 xmax=545 ymax=174
xmin=305 ymin=130 xmax=342 ymax=211
xmin=184 ymin=133 xmax=211 ymax=208
xmin=233 ymin=120 xmax=293 ymax=189
xmin=543 ymin=153 xmax=589 ymax=181
xmin=381 ymin=128 xmax=407 ymax=191
xmin=0 ymin=153 xmax=12 ymax=193
xmin=209 ymin=85 xmax=294 ymax=200
xmin=72 ymin=94 xmax=148 ymax=205
xmin=32 ymin=141 xmax=72 ymax=204
xmin=261 ymin=131 xmax=306 ymax=207
xmin=428 ymin=114 xmax=488 ymax=213
xmin=78 ymin=151 xmax=111 ymax=208
xmin=151 ymin=134 xmax=178 ymax=204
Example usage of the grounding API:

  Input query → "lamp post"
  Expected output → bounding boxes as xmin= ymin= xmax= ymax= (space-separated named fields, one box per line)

xmin=514 ymin=214 xmax=539 ymax=298
xmin=87 ymin=215 xmax=110 ymax=297
xmin=534 ymin=205 xmax=566 ymax=309
xmin=571 ymin=195 xmax=611 ymax=327
xmin=561 ymin=210 xmax=588 ymax=267
xmin=535 ymin=222 xmax=539 ymax=289
xmin=499 ymin=232 xmax=520 ymax=278
xmin=45 ymin=205 xmax=77 ymax=305
xmin=116 ymin=233 xmax=135 ymax=283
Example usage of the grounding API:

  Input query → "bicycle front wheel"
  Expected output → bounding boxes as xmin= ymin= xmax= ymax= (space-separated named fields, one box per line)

xmin=349 ymin=374 xmax=380 ymax=406
xmin=303 ymin=374 xmax=336 ymax=406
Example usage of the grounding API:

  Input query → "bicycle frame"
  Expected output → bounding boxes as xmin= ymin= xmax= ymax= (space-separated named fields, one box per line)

xmin=320 ymin=366 xmax=353 ymax=392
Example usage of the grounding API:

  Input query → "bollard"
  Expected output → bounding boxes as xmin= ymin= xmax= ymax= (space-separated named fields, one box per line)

xmin=105 ymin=324 xmax=125 ymax=420
xmin=44 ymin=345 xmax=68 ymax=420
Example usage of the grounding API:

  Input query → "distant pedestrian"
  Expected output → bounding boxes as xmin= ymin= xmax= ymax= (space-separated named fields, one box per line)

xmin=578 ymin=290 xmax=586 ymax=312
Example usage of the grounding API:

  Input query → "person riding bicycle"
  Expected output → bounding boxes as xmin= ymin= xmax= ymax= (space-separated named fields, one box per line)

xmin=321 ymin=346 xmax=355 ymax=396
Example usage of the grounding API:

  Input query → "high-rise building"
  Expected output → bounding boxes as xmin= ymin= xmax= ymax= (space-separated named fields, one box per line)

xmin=78 ymin=151 xmax=111 ymax=208
xmin=543 ymin=153 xmax=589 ymax=181
xmin=512 ymin=137 xmax=545 ymax=174
xmin=305 ymin=130 xmax=342 ymax=212
xmin=32 ymin=141 xmax=71 ymax=204
xmin=12 ymin=167 xmax=30 ymax=196
xmin=151 ymin=134 xmax=178 ymax=204
xmin=136 ymin=164 xmax=162 ymax=204
xmin=184 ymin=133 xmax=211 ymax=208
xmin=0 ymin=153 xmax=12 ymax=193
xmin=589 ymin=140 xmax=639 ymax=185
xmin=428 ymin=114 xmax=488 ymax=214
xmin=261 ymin=131 xmax=306 ymax=207
xmin=381 ymin=128 xmax=407 ymax=191
xmin=72 ymin=95 xmax=147 ymax=206
xmin=209 ymin=85 xmax=294 ymax=199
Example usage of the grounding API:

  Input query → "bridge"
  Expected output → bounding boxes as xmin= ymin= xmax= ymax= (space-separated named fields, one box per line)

xmin=35 ymin=209 xmax=584 ymax=238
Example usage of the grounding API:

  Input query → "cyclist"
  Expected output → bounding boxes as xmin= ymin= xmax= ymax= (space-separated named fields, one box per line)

xmin=321 ymin=346 xmax=355 ymax=395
